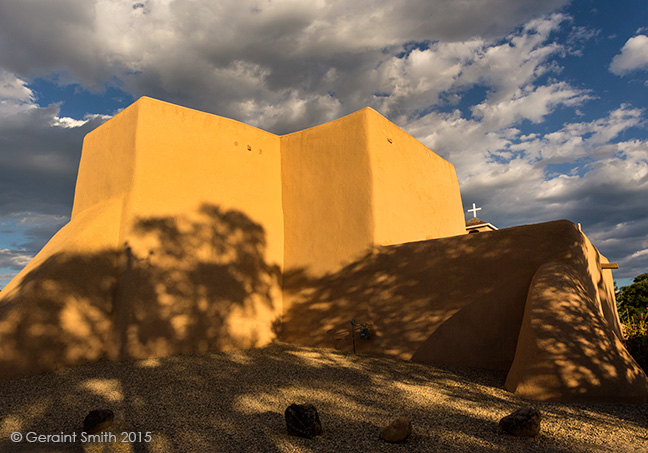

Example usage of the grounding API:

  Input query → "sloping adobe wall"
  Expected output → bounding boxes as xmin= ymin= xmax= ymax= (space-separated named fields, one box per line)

xmin=0 ymin=98 xmax=465 ymax=381
xmin=506 ymin=262 xmax=648 ymax=402
xmin=280 ymin=107 xmax=465 ymax=281
xmin=0 ymin=98 xmax=285 ymax=380
xmin=0 ymin=200 xmax=124 ymax=380
xmin=281 ymin=220 xmax=648 ymax=401
xmin=0 ymin=101 xmax=142 ymax=379
xmin=280 ymin=107 xmax=465 ymax=316
xmin=365 ymin=109 xmax=465 ymax=245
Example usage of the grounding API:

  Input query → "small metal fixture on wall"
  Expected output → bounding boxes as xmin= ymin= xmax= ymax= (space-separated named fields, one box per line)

xmin=350 ymin=318 xmax=372 ymax=354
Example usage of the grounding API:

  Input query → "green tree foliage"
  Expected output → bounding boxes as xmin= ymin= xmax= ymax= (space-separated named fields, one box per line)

xmin=616 ymin=274 xmax=648 ymax=372
xmin=617 ymin=273 xmax=648 ymax=322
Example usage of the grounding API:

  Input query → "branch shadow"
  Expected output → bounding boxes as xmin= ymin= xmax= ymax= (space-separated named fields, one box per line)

xmin=0 ymin=203 xmax=281 ymax=380
xmin=0 ymin=344 xmax=645 ymax=452
xmin=0 ymin=215 xmax=645 ymax=451
xmin=508 ymin=261 xmax=648 ymax=403
xmin=280 ymin=220 xmax=648 ymax=404
xmin=280 ymin=220 xmax=583 ymax=368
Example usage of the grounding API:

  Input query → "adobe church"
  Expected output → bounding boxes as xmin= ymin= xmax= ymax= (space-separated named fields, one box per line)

xmin=0 ymin=97 xmax=646 ymax=402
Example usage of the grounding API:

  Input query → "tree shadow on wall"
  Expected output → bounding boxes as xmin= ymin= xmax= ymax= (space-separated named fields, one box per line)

xmin=280 ymin=224 xmax=555 ymax=367
xmin=0 ymin=218 xmax=646 ymax=451
xmin=0 ymin=203 xmax=281 ymax=380
xmin=511 ymin=263 xmax=648 ymax=403
xmin=279 ymin=220 xmax=647 ymax=402
xmin=116 ymin=204 xmax=281 ymax=360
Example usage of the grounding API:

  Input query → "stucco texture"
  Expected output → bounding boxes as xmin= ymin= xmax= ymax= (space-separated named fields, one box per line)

xmin=0 ymin=98 xmax=285 ymax=379
xmin=282 ymin=219 xmax=647 ymax=402
xmin=0 ymin=97 xmax=645 ymax=403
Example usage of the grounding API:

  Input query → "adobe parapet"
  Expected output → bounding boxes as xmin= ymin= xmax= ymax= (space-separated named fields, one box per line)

xmin=0 ymin=97 xmax=466 ymax=380
xmin=72 ymin=97 xmax=466 ymax=278
xmin=0 ymin=98 xmax=644 ymax=403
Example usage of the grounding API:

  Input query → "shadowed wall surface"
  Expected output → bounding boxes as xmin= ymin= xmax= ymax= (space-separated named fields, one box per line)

xmin=0 ymin=205 xmax=281 ymax=381
xmin=0 ymin=98 xmax=464 ymax=381
xmin=0 ymin=98 xmax=286 ymax=379
xmin=0 ymin=97 xmax=645 ymax=402
xmin=506 ymin=262 xmax=648 ymax=402
xmin=281 ymin=220 xmax=648 ymax=402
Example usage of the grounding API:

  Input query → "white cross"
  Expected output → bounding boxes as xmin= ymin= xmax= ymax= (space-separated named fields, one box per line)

xmin=467 ymin=203 xmax=481 ymax=218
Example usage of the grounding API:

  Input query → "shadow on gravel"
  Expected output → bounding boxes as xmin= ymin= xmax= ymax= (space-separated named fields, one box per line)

xmin=0 ymin=343 xmax=646 ymax=452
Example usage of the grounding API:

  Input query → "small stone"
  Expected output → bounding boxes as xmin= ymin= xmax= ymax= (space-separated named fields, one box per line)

xmin=284 ymin=403 xmax=323 ymax=438
xmin=380 ymin=416 xmax=412 ymax=443
xmin=83 ymin=409 xmax=114 ymax=434
xmin=499 ymin=406 xmax=541 ymax=437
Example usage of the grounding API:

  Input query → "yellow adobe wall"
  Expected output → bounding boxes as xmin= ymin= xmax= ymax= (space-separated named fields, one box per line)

xmin=0 ymin=97 xmax=286 ymax=378
xmin=2 ymin=97 xmax=468 ymax=380
xmin=583 ymin=235 xmax=622 ymax=339
xmin=505 ymin=261 xmax=647 ymax=402
xmin=122 ymin=97 xmax=284 ymax=269
xmin=111 ymin=97 xmax=285 ymax=359
xmin=280 ymin=108 xmax=375 ymax=278
xmin=280 ymin=107 xmax=465 ymax=280
xmin=0 ymin=102 xmax=143 ymax=378
xmin=281 ymin=219 xmax=648 ymax=402
xmin=2 ymin=97 xmax=636 ymax=402
xmin=71 ymin=102 xmax=139 ymax=218
xmin=0 ymin=90 xmax=138 ymax=298
xmin=0 ymin=200 xmax=123 ymax=379
xmin=365 ymin=109 xmax=466 ymax=244
xmin=282 ymin=221 xmax=623 ymax=368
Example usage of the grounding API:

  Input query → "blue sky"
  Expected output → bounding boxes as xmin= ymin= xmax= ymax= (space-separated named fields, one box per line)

xmin=1 ymin=0 xmax=647 ymax=289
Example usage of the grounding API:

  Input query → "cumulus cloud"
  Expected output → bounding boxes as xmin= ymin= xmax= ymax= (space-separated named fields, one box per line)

xmin=0 ymin=249 xmax=33 ymax=270
xmin=510 ymin=104 xmax=644 ymax=163
xmin=610 ymin=34 xmax=648 ymax=76
xmin=0 ymin=0 xmax=569 ymax=132
xmin=0 ymin=0 xmax=646 ymax=284
xmin=452 ymin=105 xmax=648 ymax=278
xmin=0 ymin=88 xmax=106 ymax=216
xmin=0 ymin=70 xmax=35 ymax=103
xmin=371 ymin=14 xmax=588 ymax=131
xmin=470 ymin=83 xmax=590 ymax=129
xmin=0 ymin=71 xmax=108 ymax=286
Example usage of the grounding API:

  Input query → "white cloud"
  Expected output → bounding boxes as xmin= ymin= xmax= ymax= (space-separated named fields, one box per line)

xmin=471 ymin=82 xmax=590 ymax=129
xmin=0 ymin=249 xmax=33 ymax=269
xmin=510 ymin=104 xmax=644 ymax=163
xmin=610 ymin=35 xmax=648 ymax=76
xmin=0 ymin=0 xmax=569 ymax=132
xmin=400 ymin=83 xmax=648 ymax=280
xmin=629 ymin=249 xmax=648 ymax=259
xmin=10 ymin=212 xmax=69 ymax=226
xmin=236 ymin=89 xmax=343 ymax=132
xmin=0 ymin=70 xmax=34 ymax=102
xmin=51 ymin=116 xmax=90 ymax=128
xmin=454 ymin=105 xmax=648 ymax=278
xmin=0 ymin=71 xmax=40 ymax=124
xmin=1 ymin=1 xmax=647 ymax=283
xmin=0 ymin=71 xmax=109 ymax=219
xmin=566 ymin=26 xmax=600 ymax=55
xmin=370 ymin=14 xmax=589 ymax=133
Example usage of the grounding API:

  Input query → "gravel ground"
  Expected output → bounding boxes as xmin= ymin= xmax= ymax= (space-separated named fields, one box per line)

xmin=0 ymin=343 xmax=646 ymax=452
